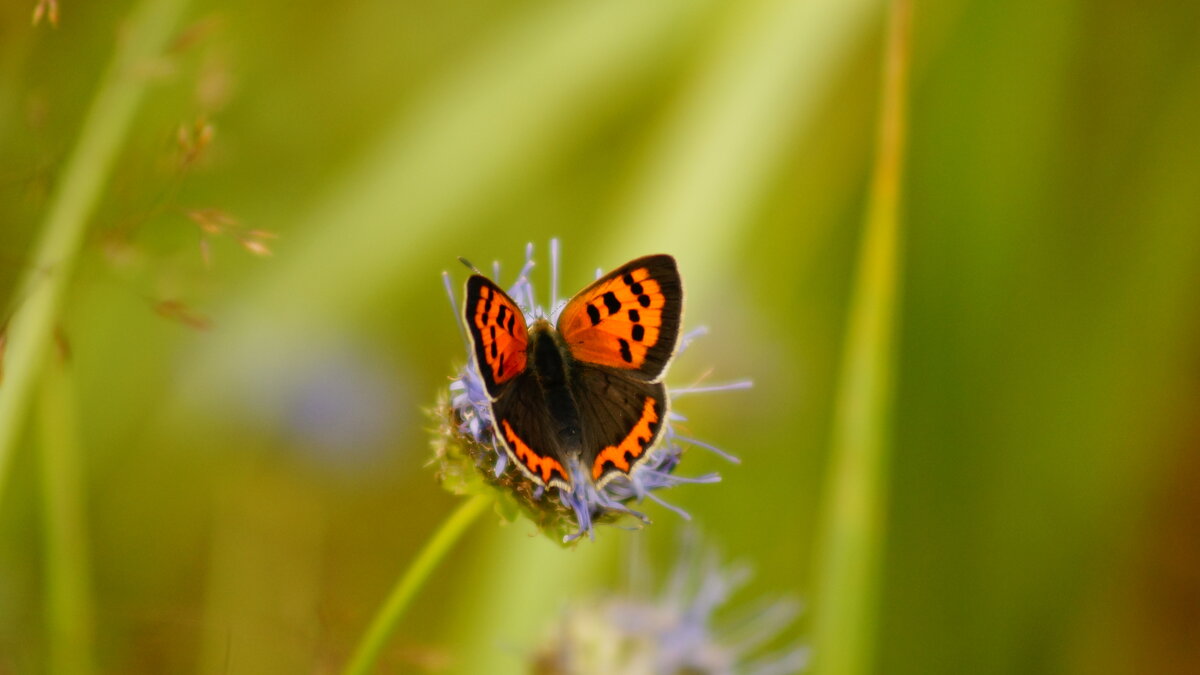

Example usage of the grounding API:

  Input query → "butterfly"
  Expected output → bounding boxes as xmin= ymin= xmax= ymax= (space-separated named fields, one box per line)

xmin=462 ymin=254 xmax=683 ymax=492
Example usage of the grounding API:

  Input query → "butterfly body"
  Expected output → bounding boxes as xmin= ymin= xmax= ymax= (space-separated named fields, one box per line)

xmin=521 ymin=319 xmax=583 ymax=453
xmin=463 ymin=255 xmax=683 ymax=494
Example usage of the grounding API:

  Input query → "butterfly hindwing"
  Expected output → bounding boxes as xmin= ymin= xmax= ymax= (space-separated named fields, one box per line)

xmin=571 ymin=364 xmax=668 ymax=487
xmin=556 ymin=254 xmax=682 ymax=382
xmin=490 ymin=371 xmax=571 ymax=489
xmin=463 ymin=275 xmax=529 ymax=398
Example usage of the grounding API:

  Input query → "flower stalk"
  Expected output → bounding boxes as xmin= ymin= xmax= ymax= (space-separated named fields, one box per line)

xmin=811 ymin=0 xmax=912 ymax=673
xmin=341 ymin=494 xmax=491 ymax=675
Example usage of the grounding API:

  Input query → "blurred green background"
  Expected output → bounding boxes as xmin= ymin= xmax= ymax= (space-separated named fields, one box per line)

xmin=2 ymin=0 xmax=1200 ymax=673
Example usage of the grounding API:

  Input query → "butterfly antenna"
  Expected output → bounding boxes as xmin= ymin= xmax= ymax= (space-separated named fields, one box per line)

xmin=457 ymin=256 xmax=481 ymax=274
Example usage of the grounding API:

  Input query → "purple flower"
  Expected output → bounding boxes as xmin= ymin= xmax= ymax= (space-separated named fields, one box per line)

xmin=433 ymin=241 xmax=748 ymax=543
xmin=533 ymin=534 xmax=807 ymax=674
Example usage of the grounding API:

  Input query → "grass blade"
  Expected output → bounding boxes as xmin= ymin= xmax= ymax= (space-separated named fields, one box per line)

xmin=38 ymin=357 xmax=94 ymax=675
xmin=0 ymin=0 xmax=193 ymax=501
xmin=811 ymin=0 xmax=912 ymax=673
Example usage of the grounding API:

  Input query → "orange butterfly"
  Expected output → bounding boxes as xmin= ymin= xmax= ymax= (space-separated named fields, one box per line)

xmin=462 ymin=255 xmax=683 ymax=492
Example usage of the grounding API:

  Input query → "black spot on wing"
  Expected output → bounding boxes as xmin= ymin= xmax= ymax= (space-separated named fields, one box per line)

xmin=632 ymin=324 xmax=645 ymax=342
xmin=618 ymin=338 xmax=633 ymax=363
xmin=587 ymin=304 xmax=601 ymax=326
xmin=630 ymin=282 xmax=643 ymax=295
xmin=637 ymin=294 xmax=651 ymax=308
xmin=602 ymin=291 xmax=621 ymax=315
xmin=628 ymin=308 xmax=640 ymax=322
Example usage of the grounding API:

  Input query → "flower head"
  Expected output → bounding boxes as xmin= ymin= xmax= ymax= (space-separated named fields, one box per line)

xmin=432 ymin=241 xmax=748 ymax=544
xmin=532 ymin=534 xmax=807 ymax=675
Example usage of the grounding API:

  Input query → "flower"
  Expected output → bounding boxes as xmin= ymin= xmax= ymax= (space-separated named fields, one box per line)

xmin=531 ymin=534 xmax=807 ymax=675
xmin=431 ymin=241 xmax=749 ymax=544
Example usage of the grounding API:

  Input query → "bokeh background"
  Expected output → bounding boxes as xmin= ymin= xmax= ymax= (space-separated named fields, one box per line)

xmin=2 ymin=0 xmax=1200 ymax=673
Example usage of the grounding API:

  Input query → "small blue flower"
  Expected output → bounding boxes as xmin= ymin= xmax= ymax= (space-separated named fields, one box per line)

xmin=533 ymin=534 xmax=807 ymax=674
xmin=433 ymin=241 xmax=748 ymax=543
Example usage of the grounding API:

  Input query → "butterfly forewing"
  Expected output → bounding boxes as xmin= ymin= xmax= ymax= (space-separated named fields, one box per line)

xmin=463 ymin=275 xmax=529 ymax=397
xmin=557 ymin=255 xmax=682 ymax=382
xmin=570 ymin=365 xmax=668 ymax=486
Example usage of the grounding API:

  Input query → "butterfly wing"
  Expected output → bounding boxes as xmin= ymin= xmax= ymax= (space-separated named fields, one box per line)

xmin=490 ymin=371 xmax=572 ymax=489
xmin=463 ymin=275 xmax=529 ymax=398
xmin=556 ymin=255 xmax=682 ymax=382
xmin=571 ymin=364 xmax=668 ymax=487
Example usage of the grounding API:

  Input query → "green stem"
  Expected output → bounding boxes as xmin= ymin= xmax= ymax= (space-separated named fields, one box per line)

xmin=342 ymin=494 xmax=491 ymax=675
xmin=38 ymin=357 xmax=95 ymax=675
xmin=811 ymin=0 xmax=911 ymax=673
xmin=0 ymin=0 xmax=192 ymax=501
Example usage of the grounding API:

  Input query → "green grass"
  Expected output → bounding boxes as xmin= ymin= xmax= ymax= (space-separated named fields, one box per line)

xmin=38 ymin=358 xmax=94 ymax=675
xmin=811 ymin=1 xmax=910 ymax=672
xmin=0 ymin=0 xmax=192 ymax=501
